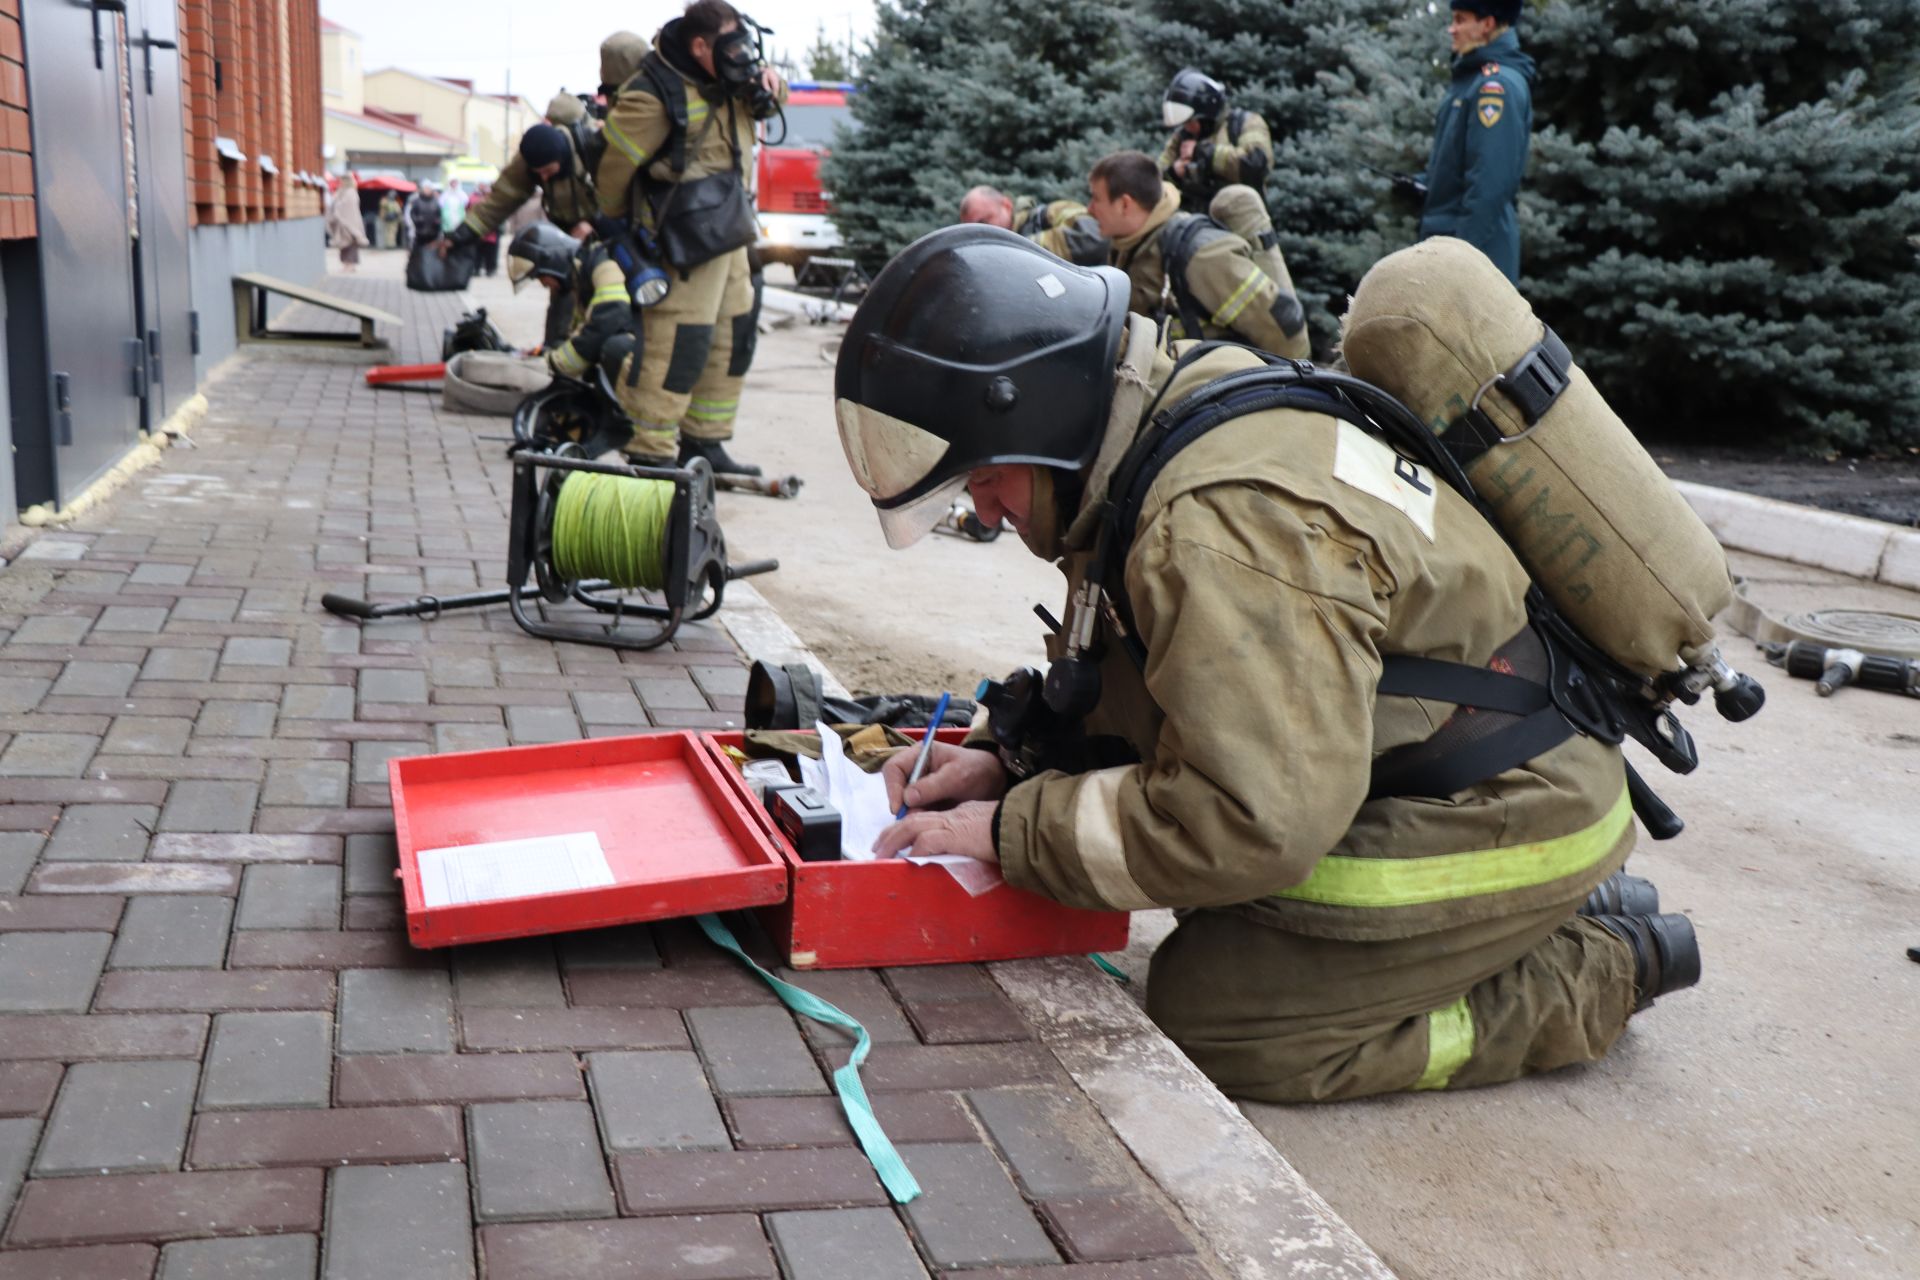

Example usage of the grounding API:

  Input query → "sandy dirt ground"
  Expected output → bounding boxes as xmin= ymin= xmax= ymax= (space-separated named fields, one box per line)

xmin=464 ymin=259 xmax=1919 ymax=1276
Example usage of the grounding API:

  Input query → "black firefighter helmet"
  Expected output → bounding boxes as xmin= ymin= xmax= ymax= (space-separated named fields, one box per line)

xmin=1162 ymin=67 xmax=1227 ymax=131
xmin=505 ymin=223 xmax=580 ymax=293
xmin=833 ymin=225 xmax=1131 ymax=548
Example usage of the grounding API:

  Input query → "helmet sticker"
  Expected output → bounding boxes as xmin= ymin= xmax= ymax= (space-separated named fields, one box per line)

xmin=1036 ymin=273 xmax=1065 ymax=299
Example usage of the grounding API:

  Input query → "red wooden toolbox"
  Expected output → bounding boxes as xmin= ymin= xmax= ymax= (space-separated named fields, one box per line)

xmin=389 ymin=729 xmax=1130 ymax=967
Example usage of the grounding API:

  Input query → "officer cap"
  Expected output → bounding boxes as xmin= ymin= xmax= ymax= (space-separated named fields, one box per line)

xmin=505 ymin=223 xmax=579 ymax=292
xmin=834 ymin=225 xmax=1130 ymax=548
xmin=1163 ymin=68 xmax=1227 ymax=130
xmin=1452 ymin=0 xmax=1522 ymax=24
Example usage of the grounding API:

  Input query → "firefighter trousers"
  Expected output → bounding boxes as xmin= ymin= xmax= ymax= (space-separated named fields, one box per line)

xmin=1146 ymin=899 xmax=1640 ymax=1103
xmin=617 ymin=246 xmax=758 ymax=460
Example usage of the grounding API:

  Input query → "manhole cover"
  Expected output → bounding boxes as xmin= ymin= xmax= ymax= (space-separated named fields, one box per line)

xmin=1773 ymin=608 xmax=1920 ymax=658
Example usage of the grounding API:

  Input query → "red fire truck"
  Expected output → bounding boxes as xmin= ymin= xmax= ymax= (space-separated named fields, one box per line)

xmin=756 ymin=80 xmax=856 ymax=267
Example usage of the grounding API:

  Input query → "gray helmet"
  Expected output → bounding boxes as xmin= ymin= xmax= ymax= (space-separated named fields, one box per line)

xmin=506 ymin=223 xmax=579 ymax=292
xmin=834 ymin=225 xmax=1130 ymax=548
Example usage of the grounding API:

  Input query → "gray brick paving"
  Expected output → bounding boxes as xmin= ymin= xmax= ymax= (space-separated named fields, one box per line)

xmin=558 ymin=924 xmax=661 ymax=971
xmin=45 ymin=804 xmax=158 ymax=862
xmin=687 ymin=1006 xmax=828 ymax=1097
xmin=197 ymin=699 xmax=278 ymax=738
xmin=358 ymin=668 xmax=428 ymax=705
xmin=898 ymin=1142 xmax=1060 ymax=1268
xmin=505 ymin=705 xmax=580 ymax=744
xmin=468 ymin=1100 xmax=616 ymax=1222
xmin=634 ymin=674 xmax=709 ymax=711
xmin=237 ymin=865 xmax=342 ymax=930
xmin=0 ymin=933 xmax=113 ymax=1012
xmin=0 ymin=675 xmax=51 ymax=711
xmin=33 ymin=1059 xmax=199 ymax=1175
xmin=172 ymin=596 xmax=239 ymax=623
xmin=160 ymin=1234 xmax=320 ymax=1279
xmin=572 ymin=689 xmax=650 ymax=725
xmin=141 ymin=648 xmax=220 ymax=682
xmin=0 ymin=833 xmax=43 ymax=894
xmin=0 ymin=1116 xmax=36 ymax=1228
xmin=221 ymin=637 xmax=292 ymax=667
xmin=433 ymin=721 xmax=508 ymax=752
xmin=0 ymin=732 xmax=102 ymax=777
xmin=111 ymin=896 xmax=234 ymax=969
xmin=969 ymin=1087 xmax=1141 ymax=1197
xmin=95 ymin=605 xmax=171 ymax=632
xmin=281 ymin=684 xmax=355 ymax=719
xmin=263 ymin=758 xmax=350 ymax=806
xmin=128 ymin=562 xmax=195 ymax=586
xmin=323 ymin=1163 xmax=475 ymax=1280
xmin=586 ymin=1051 xmax=730 ymax=1152
xmin=451 ymin=940 xmax=567 ymax=1008
xmin=12 ymin=615 xmax=92 ymax=646
xmin=200 ymin=1012 xmax=333 ymax=1109
xmin=338 ymin=969 xmax=455 ymax=1053
xmin=352 ymin=739 xmax=420 ymax=786
xmin=51 ymin=660 xmax=141 ymax=699
xmin=768 ymin=1207 xmax=931 ymax=1280
xmin=103 ymin=715 xmax=194 ymax=754
xmin=343 ymin=834 xmax=400 ymax=896
xmin=159 ymin=781 xmax=260 ymax=833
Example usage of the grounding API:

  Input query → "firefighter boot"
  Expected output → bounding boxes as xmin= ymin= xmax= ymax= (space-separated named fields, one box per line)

xmin=1577 ymin=871 xmax=1660 ymax=918
xmin=1594 ymin=912 xmax=1701 ymax=1011
xmin=678 ymin=437 xmax=763 ymax=478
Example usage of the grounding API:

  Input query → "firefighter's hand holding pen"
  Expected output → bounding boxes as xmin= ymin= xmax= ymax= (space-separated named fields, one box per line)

xmin=873 ymin=740 xmax=1008 ymax=865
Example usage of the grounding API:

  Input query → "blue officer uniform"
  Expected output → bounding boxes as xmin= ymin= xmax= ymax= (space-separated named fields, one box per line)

xmin=1417 ymin=28 xmax=1534 ymax=282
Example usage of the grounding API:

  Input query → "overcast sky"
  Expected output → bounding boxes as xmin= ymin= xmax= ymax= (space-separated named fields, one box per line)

xmin=321 ymin=1 xmax=876 ymax=108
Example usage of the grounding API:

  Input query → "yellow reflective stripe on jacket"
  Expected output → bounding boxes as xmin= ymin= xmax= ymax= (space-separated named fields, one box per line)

xmin=604 ymin=117 xmax=650 ymax=166
xmin=1210 ymin=267 xmax=1269 ymax=328
xmin=589 ymin=284 xmax=630 ymax=309
xmin=1273 ymin=785 xmax=1631 ymax=908
xmin=462 ymin=209 xmax=488 ymax=235
xmin=1414 ymin=995 xmax=1474 ymax=1090
xmin=685 ymin=397 xmax=739 ymax=421
xmin=549 ymin=342 xmax=588 ymax=377
xmin=687 ymin=99 xmax=710 ymax=124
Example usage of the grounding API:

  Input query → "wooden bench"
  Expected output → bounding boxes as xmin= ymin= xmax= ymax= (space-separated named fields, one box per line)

xmin=231 ymin=272 xmax=403 ymax=350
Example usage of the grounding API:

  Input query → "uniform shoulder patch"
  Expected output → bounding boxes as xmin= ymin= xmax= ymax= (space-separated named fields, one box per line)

xmin=1480 ymin=80 xmax=1504 ymax=94
xmin=1477 ymin=99 xmax=1504 ymax=128
xmin=1332 ymin=422 xmax=1437 ymax=541
xmin=1481 ymin=61 xmax=1501 ymax=75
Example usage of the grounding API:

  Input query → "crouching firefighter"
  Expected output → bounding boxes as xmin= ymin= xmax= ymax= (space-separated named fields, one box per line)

xmin=506 ymin=224 xmax=659 ymax=460
xmin=594 ymin=0 xmax=787 ymax=476
xmin=837 ymin=227 xmax=1763 ymax=1104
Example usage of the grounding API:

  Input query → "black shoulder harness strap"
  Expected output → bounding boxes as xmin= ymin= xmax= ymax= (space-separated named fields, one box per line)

xmin=633 ymin=53 xmax=693 ymax=174
xmin=1085 ymin=343 xmax=1655 ymax=804
xmin=1156 ymin=213 xmax=1222 ymax=339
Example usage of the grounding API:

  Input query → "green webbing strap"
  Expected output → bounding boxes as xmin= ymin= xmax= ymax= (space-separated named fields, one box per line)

xmin=695 ymin=914 xmax=921 ymax=1204
xmin=1090 ymin=954 xmax=1131 ymax=983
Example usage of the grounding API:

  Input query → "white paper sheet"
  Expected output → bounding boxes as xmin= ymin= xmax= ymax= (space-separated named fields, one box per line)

xmin=416 ymin=831 xmax=615 ymax=908
xmin=811 ymin=721 xmax=1004 ymax=896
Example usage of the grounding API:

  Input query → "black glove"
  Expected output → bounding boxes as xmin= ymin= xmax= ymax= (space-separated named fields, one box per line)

xmin=1392 ymin=173 xmax=1429 ymax=201
xmin=445 ymin=222 xmax=481 ymax=253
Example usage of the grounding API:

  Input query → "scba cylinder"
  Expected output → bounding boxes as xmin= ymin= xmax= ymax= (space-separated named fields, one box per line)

xmin=1341 ymin=238 xmax=1734 ymax=682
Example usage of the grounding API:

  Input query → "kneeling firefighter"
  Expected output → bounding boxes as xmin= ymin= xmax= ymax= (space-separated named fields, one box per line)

xmin=594 ymin=0 xmax=786 ymax=473
xmin=837 ymin=228 xmax=1761 ymax=1103
xmin=507 ymin=224 xmax=656 ymax=458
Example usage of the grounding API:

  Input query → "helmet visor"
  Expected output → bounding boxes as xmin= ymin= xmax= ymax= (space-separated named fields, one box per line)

xmin=1163 ymin=99 xmax=1196 ymax=128
xmin=837 ymin=396 xmax=963 ymax=549
xmin=506 ymin=255 xmax=537 ymax=292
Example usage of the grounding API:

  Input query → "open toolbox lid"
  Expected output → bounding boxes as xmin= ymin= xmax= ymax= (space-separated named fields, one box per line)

xmin=390 ymin=731 xmax=790 ymax=949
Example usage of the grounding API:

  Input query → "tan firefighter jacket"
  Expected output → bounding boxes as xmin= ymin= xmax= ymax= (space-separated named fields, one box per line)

xmin=1111 ymin=182 xmax=1308 ymax=360
xmin=990 ymin=317 xmax=1633 ymax=942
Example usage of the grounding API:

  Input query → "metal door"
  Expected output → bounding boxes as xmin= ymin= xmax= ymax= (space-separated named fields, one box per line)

xmin=20 ymin=0 xmax=144 ymax=504
xmin=128 ymin=0 xmax=194 ymax=424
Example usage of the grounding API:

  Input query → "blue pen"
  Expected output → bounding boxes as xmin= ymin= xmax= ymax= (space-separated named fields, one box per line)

xmin=896 ymin=691 xmax=953 ymax=821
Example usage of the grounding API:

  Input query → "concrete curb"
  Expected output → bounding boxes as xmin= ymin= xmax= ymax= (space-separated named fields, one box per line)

xmin=713 ymin=595 xmax=1395 ymax=1279
xmin=1676 ymin=480 xmax=1920 ymax=590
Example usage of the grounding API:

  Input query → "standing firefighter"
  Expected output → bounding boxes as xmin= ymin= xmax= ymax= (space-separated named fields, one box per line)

xmin=834 ymin=227 xmax=1729 ymax=1103
xmin=1416 ymin=0 xmax=1535 ymax=282
xmin=1088 ymin=151 xmax=1308 ymax=360
xmin=594 ymin=0 xmax=786 ymax=473
xmin=444 ymin=33 xmax=649 ymax=347
xmin=1157 ymin=68 xmax=1272 ymax=212
xmin=958 ymin=186 xmax=1109 ymax=267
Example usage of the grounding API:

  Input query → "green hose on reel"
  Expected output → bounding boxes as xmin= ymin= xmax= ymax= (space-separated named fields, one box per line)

xmin=548 ymin=472 xmax=676 ymax=591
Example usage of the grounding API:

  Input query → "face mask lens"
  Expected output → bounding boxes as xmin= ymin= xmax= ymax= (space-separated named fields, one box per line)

xmin=715 ymin=30 xmax=757 ymax=83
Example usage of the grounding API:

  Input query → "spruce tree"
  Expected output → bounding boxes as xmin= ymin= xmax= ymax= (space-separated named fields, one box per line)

xmin=822 ymin=0 xmax=1141 ymax=267
xmin=1522 ymin=0 xmax=1920 ymax=451
xmin=805 ymin=24 xmax=852 ymax=82
xmin=1133 ymin=0 xmax=1436 ymax=347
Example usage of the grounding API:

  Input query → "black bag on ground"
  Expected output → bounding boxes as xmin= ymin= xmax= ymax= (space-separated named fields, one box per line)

xmin=407 ymin=241 xmax=476 ymax=292
xmin=650 ymin=170 xmax=760 ymax=270
xmin=440 ymin=308 xmax=508 ymax=360
xmin=745 ymin=661 xmax=976 ymax=731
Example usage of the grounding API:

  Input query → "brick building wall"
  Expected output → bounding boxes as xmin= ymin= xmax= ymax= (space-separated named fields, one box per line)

xmin=0 ymin=0 xmax=31 ymax=241
xmin=181 ymin=0 xmax=324 ymax=226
